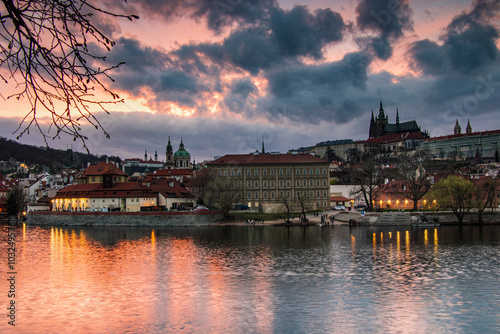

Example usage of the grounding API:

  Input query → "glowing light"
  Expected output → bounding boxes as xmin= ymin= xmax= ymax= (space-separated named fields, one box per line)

xmin=168 ymin=103 xmax=195 ymax=117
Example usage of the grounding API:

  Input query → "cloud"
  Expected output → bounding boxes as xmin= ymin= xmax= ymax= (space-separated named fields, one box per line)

xmin=355 ymin=0 xmax=414 ymax=59
xmin=261 ymin=51 xmax=372 ymax=123
xmin=409 ymin=0 xmax=500 ymax=75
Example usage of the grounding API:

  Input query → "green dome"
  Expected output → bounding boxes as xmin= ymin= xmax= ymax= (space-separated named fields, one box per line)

xmin=174 ymin=149 xmax=190 ymax=157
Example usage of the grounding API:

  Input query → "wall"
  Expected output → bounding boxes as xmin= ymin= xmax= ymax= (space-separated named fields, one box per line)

xmin=27 ymin=211 xmax=222 ymax=227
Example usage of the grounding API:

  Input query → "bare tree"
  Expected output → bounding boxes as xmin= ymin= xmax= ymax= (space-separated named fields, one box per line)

xmin=472 ymin=177 xmax=499 ymax=225
xmin=0 ymin=0 xmax=138 ymax=149
xmin=394 ymin=152 xmax=432 ymax=211
xmin=296 ymin=191 xmax=310 ymax=222
xmin=203 ymin=176 xmax=241 ymax=219
xmin=279 ymin=194 xmax=293 ymax=223
xmin=346 ymin=155 xmax=384 ymax=211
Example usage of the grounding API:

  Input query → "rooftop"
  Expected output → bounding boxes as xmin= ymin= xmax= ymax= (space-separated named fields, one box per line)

xmin=208 ymin=153 xmax=328 ymax=165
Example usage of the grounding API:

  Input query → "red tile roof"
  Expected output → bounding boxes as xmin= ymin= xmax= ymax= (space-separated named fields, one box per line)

xmin=80 ymin=161 xmax=128 ymax=178
xmin=208 ymin=153 xmax=328 ymax=165
xmin=423 ymin=129 xmax=500 ymax=142
xmin=148 ymin=169 xmax=194 ymax=177
xmin=363 ymin=131 xmax=425 ymax=144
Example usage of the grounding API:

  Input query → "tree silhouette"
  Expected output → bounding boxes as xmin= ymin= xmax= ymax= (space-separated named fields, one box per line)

xmin=0 ymin=0 xmax=138 ymax=150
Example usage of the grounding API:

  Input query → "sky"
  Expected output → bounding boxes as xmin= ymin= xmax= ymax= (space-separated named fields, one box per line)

xmin=1 ymin=0 xmax=500 ymax=163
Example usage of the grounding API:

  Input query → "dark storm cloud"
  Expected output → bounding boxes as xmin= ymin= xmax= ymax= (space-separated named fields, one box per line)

xmin=409 ymin=0 xmax=500 ymax=75
xmin=170 ymin=5 xmax=347 ymax=75
xmin=261 ymin=52 xmax=372 ymax=123
xmin=355 ymin=0 xmax=413 ymax=59
xmin=270 ymin=6 xmax=346 ymax=59
xmin=223 ymin=78 xmax=258 ymax=112
xmin=106 ymin=0 xmax=278 ymax=33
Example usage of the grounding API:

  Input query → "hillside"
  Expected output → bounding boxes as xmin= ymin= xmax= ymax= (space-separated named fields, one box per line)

xmin=0 ymin=137 xmax=120 ymax=172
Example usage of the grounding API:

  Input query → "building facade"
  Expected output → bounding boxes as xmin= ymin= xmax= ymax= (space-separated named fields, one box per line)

xmin=418 ymin=128 xmax=500 ymax=161
xmin=206 ymin=153 xmax=330 ymax=213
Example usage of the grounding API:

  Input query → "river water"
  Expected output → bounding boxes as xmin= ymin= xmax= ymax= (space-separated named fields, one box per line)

xmin=1 ymin=224 xmax=499 ymax=333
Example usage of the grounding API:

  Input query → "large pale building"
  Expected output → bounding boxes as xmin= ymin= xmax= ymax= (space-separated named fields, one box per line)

xmin=206 ymin=152 xmax=330 ymax=213
xmin=418 ymin=121 xmax=500 ymax=160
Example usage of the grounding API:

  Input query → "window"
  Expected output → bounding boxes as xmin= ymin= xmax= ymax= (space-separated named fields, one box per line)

xmin=309 ymin=169 xmax=313 ymax=175
xmin=303 ymin=169 xmax=307 ymax=175
xmin=264 ymin=192 xmax=268 ymax=199
xmin=309 ymin=180 xmax=313 ymax=186
xmin=317 ymin=191 xmax=320 ymax=197
xmin=296 ymin=169 xmax=300 ymax=175
xmin=230 ymin=170 xmax=235 ymax=176
xmin=279 ymin=169 xmax=283 ymax=176
xmin=316 ymin=180 xmax=320 ymax=186
xmin=322 ymin=168 xmax=327 ymax=175
xmin=323 ymin=191 xmax=327 ymax=197
xmin=310 ymin=191 xmax=314 ymax=197
xmin=263 ymin=181 xmax=267 ymax=187
xmin=255 ymin=192 xmax=259 ymax=199
xmin=224 ymin=170 xmax=228 ymax=176
xmin=303 ymin=180 xmax=307 ymax=186
xmin=247 ymin=170 xmax=252 ymax=176
xmin=287 ymin=191 xmax=291 ymax=197
xmin=248 ymin=192 xmax=252 ymax=199
xmin=279 ymin=180 xmax=284 ymax=187
xmin=279 ymin=191 xmax=284 ymax=198
xmin=247 ymin=180 xmax=252 ymax=188
xmin=286 ymin=180 xmax=291 ymax=187
xmin=270 ymin=169 xmax=275 ymax=176
xmin=254 ymin=170 xmax=259 ymax=176
xmin=91 ymin=176 xmax=95 ymax=182
xmin=296 ymin=180 xmax=300 ymax=186
xmin=316 ymin=169 xmax=320 ymax=175
xmin=323 ymin=180 xmax=327 ymax=186
xmin=263 ymin=169 xmax=267 ymax=176
xmin=286 ymin=169 xmax=290 ymax=175
xmin=271 ymin=180 xmax=275 ymax=187
xmin=217 ymin=170 xmax=221 ymax=176
xmin=254 ymin=180 xmax=259 ymax=187
xmin=271 ymin=192 xmax=275 ymax=199
xmin=237 ymin=170 xmax=241 ymax=176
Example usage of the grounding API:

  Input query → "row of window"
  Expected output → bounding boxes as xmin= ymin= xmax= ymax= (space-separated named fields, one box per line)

xmin=218 ymin=168 xmax=327 ymax=177
xmin=245 ymin=179 xmax=328 ymax=188
xmin=245 ymin=190 xmax=328 ymax=199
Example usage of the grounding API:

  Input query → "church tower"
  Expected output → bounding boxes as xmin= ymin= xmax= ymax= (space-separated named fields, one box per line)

xmin=144 ymin=149 xmax=147 ymax=161
xmin=174 ymin=137 xmax=192 ymax=169
xmin=466 ymin=119 xmax=472 ymax=134
xmin=454 ymin=119 xmax=461 ymax=135
xmin=369 ymin=110 xmax=376 ymax=138
xmin=165 ymin=137 xmax=174 ymax=169
xmin=374 ymin=99 xmax=389 ymax=138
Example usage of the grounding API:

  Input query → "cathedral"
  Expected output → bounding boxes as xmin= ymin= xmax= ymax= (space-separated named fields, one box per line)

xmin=165 ymin=137 xmax=192 ymax=169
xmin=369 ymin=100 xmax=427 ymax=139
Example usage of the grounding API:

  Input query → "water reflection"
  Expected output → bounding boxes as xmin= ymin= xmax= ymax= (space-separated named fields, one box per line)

xmin=1 ymin=225 xmax=499 ymax=333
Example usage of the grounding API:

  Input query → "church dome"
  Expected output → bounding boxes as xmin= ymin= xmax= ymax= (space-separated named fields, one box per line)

xmin=174 ymin=149 xmax=190 ymax=157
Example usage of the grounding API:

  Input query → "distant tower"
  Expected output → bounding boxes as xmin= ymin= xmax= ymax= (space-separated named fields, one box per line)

xmin=144 ymin=149 xmax=147 ymax=161
xmin=454 ymin=119 xmax=461 ymax=135
xmin=466 ymin=119 xmax=472 ymax=134
xmin=174 ymin=137 xmax=192 ymax=169
xmin=396 ymin=108 xmax=400 ymax=124
xmin=165 ymin=136 xmax=174 ymax=169
xmin=154 ymin=150 xmax=158 ymax=162
xmin=261 ymin=137 xmax=266 ymax=154
xmin=369 ymin=110 xmax=376 ymax=138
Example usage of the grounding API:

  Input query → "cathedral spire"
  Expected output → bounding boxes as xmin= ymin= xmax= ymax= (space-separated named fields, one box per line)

xmin=396 ymin=108 xmax=400 ymax=124
xmin=378 ymin=99 xmax=386 ymax=120
xmin=261 ymin=137 xmax=266 ymax=154
xmin=454 ymin=119 xmax=461 ymax=135
xmin=466 ymin=119 xmax=472 ymax=134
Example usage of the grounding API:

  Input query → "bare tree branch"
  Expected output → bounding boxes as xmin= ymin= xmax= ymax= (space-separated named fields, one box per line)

xmin=0 ymin=0 xmax=138 ymax=151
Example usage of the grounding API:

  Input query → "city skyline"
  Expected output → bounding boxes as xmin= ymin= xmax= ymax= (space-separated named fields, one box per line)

xmin=1 ymin=0 xmax=499 ymax=162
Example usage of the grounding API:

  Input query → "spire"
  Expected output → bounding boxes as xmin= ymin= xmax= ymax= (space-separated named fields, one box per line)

xmin=396 ymin=108 xmax=400 ymax=124
xmin=454 ymin=119 xmax=461 ymax=135
xmin=261 ymin=137 xmax=266 ymax=154
xmin=466 ymin=119 xmax=472 ymax=134
xmin=144 ymin=149 xmax=147 ymax=161
xmin=378 ymin=99 xmax=385 ymax=119
xmin=371 ymin=110 xmax=375 ymax=123
xmin=179 ymin=137 xmax=185 ymax=150
xmin=167 ymin=136 xmax=172 ymax=152
xmin=154 ymin=150 xmax=158 ymax=161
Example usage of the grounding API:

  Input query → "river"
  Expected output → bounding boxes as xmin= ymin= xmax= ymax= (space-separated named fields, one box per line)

xmin=1 ymin=224 xmax=499 ymax=333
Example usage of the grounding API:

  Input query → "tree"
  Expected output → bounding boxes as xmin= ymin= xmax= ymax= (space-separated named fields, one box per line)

xmin=6 ymin=183 xmax=28 ymax=221
xmin=0 ymin=1 xmax=138 ymax=149
xmin=297 ymin=191 xmax=311 ymax=222
xmin=345 ymin=155 xmax=384 ymax=211
xmin=427 ymin=175 xmax=475 ymax=225
xmin=472 ymin=177 xmax=499 ymax=225
xmin=395 ymin=152 xmax=432 ymax=211
xmin=279 ymin=194 xmax=293 ymax=223
xmin=203 ymin=176 xmax=241 ymax=219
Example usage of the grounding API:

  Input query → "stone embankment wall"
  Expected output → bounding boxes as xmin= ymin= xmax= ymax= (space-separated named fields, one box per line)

xmin=27 ymin=211 xmax=223 ymax=227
